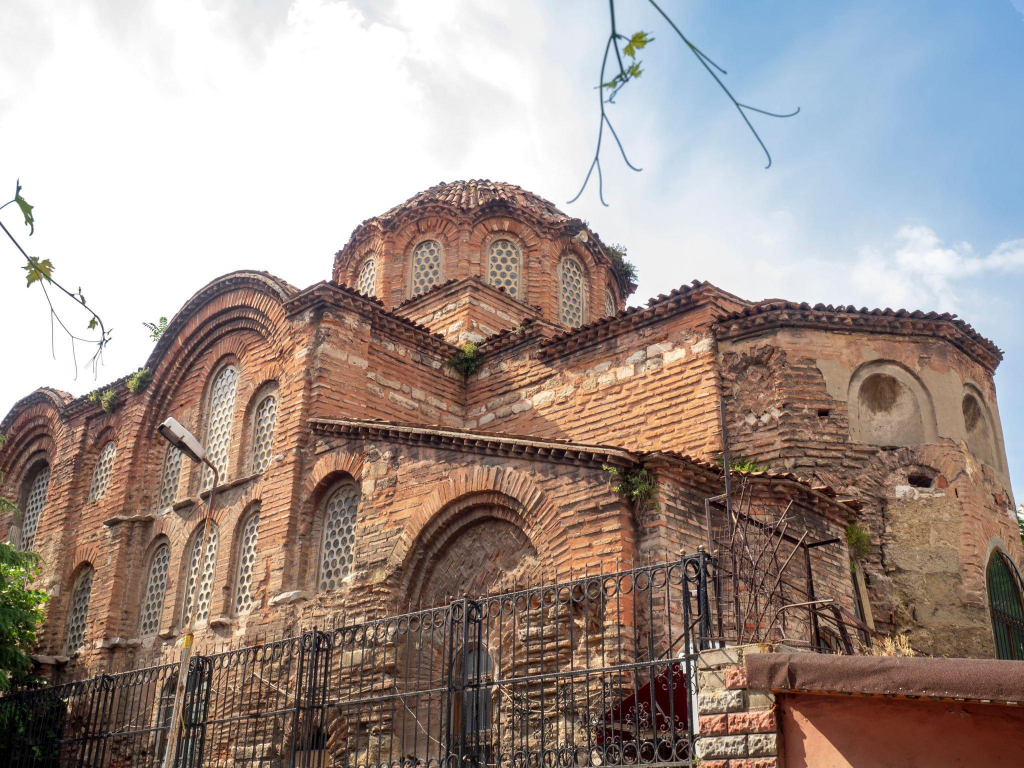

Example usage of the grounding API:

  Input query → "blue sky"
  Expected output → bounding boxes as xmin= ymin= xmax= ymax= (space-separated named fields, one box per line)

xmin=0 ymin=0 xmax=1021 ymax=489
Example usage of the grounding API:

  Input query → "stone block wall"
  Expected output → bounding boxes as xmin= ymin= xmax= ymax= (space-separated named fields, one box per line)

xmin=696 ymin=645 xmax=782 ymax=768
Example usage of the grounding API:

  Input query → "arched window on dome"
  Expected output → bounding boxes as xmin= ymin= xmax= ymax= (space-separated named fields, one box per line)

xmin=604 ymin=287 xmax=617 ymax=318
xmin=15 ymin=463 xmax=49 ymax=551
xmin=251 ymin=394 xmax=278 ymax=474
xmin=318 ymin=481 xmax=359 ymax=592
xmin=487 ymin=239 xmax=522 ymax=299
xmin=64 ymin=565 xmax=95 ymax=655
xmin=139 ymin=542 xmax=171 ymax=637
xmin=987 ymin=550 xmax=1024 ymax=659
xmin=181 ymin=522 xmax=219 ymax=626
xmin=233 ymin=508 xmax=260 ymax=616
xmin=558 ymin=256 xmax=587 ymax=328
xmin=410 ymin=240 xmax=443 ymax=296
xmin=202 ymin=365 xmax=239 ymax=491
xmin=159 ymin=444 xmax=183 ymax=509
xmin=356 ymin=257 xmax=377 ymax=298
xmin=89 ymin=442 xmax=117 ymax=502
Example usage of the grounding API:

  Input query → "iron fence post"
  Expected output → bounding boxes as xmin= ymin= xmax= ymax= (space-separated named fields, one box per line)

xmin=288 ymin=631 xmax=311 ymax=768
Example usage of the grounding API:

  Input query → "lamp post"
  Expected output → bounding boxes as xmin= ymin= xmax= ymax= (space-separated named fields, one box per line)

xmin=157 ymin=417 xmax=220 ymax=768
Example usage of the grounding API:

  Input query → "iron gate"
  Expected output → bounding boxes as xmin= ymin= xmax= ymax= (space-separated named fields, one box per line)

xmin=2 ymin=553 xmax=716 ymax=768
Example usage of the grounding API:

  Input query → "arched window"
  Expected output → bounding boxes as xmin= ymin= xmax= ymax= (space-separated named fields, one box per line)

xmin=318 ymin=482 xmax=359 ymax=591
xmin=202 ymin=365 xmax=239 ymax=490
xmin=181 ymin=522 xmax=219 ymax=626
xmin=233 ymin=510 xmax=260 ymax=615
xmin=987 ymin=550 xmax=1024 ymax=660
xmin=558 ymin=256 xmax=586 ymax=328
xmin=18 ymin=464 xmax=50 ymax=551
xmin=487 ymin=239 xmax=521 ymax=299
xmin=604 ymin=288 xmax=616 ymax=317
xmin=410 ymin=240 xmax=443 ymax=296
xmin=159 ymin=446 xmax=183 ymax=509
xmin=139 ymin=543 xmax=171 ymax=636
xmin=89 ymin=442 xmax=117 ymax=501
xmin=251 ymin=395 xmax=278 ymax=474
xmin=356 ymin=257 xmax=377 ymax=297
xmin=64 ymin=566 xmax=95 ymax=654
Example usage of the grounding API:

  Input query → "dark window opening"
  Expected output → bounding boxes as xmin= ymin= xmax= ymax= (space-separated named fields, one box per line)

xmin=907 ymin=473 xmax=934 ymax=489
xmin=817 ymin=408 xmax=830 ymax=418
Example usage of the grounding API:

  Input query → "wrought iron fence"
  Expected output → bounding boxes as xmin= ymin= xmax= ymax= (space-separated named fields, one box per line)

xmin=2 ymin=553 xmax=720 ymax=768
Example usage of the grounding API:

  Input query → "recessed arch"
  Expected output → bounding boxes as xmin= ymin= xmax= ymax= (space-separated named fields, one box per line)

xmin=847 ymin=360 xmax=937 ymax=446
xmin=962 ymin=383 xmax=999 ymax=469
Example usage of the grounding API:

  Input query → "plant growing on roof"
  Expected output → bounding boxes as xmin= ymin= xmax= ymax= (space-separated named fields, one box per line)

xmin=446 ymin=343 xmax=484 ymax=378
xmin=604 ymin=464 xmax=658 ymax=513
xmin=845 ymin=523 xmax=871 ymax=562
xmin=605 ymin=243 xmax=638 ymax=284
xmin=716 ymin=454 xmax=767 ymax=473
xmin=126 ymin=367 xmax=153 ymax=395
xmin=143 ymin=317 xmax=168 ymax=341
xmin=87 ymin=388 xmax=118 ymax=413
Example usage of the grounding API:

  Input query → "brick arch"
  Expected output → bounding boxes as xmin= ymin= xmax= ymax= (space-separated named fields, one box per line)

xmin=393 ymin=466 xmax=561 ymax=595
xmin=64 ymin=543 xmax=101 ymax=583
xmin=848 ymin=359 xmax=938 ymax=447
xmin=392 ymin=217 xmax=462 ymax=298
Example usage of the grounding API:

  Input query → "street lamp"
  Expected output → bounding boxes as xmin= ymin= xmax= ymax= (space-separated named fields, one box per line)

xmin=157 ymin=417 xmax=220 ymax=768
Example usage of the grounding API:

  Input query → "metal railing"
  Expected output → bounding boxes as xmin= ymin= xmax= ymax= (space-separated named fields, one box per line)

xmin=1 ymin=553 xmax=730 ymax=768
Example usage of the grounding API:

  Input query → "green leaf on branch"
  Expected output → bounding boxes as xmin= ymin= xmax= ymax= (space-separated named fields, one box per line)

xmin=623 ymin=31 xmax=653 ymax=59
xmin=88 ymin=317 xmax=99 ymax=330
xmin=15 ymin=180 xmax=35 ymax=235
xmin=22 ymin=257 xmax=54 ymax=287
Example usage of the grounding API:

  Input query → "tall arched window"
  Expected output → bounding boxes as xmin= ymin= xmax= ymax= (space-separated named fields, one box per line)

xmin=987 ymin=550 xmax=1024 ymax=660
xmin=356 ymin=257 xmax=377 ymax=297
xmin=202 ymin=365 xmax=239 ymax=491
xmin=233 ymin=510 xmax=260 ymax=615
xmin=558 ymin=256 xmax=586 ymax=328
xmin=487 ymin=240 xmax=521 ymax=299
xmin=604 ymin=288 xmax=616 ymax=318
xmin=139 ymin=543 xmax=171 ymax=636
xmin=89 ymin=442 xmax=117 ymax=501
xmin=159 ymin=445 xmax=183 ymax=509
xmin=181 ymin=522 xmax=219 ymax=625
xmin=18 ymin=464 xmax=50 ymax=551
xmin=318 ymin=482 xmax=359 ymax=591
xmin=251 ymin=395 xmax=278 ymax=474
xmin=410 ymin=240 xmax=443 ymax=296
xmin=64 ymin=566 xmax=95 ymax=654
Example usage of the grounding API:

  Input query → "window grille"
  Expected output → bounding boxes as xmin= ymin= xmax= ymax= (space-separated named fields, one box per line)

xmin=558 ymin=257 xmax=586 ymax=328
xmin=159 ymin=446 xmax=183 ymax=509
xmin=988 ymin=550 xmax=1024 ymax=660
xmin=234 ymin=512 xmax=260 ymax=615
xmin=605 ymin=288 xmax=616 ymax=317
xmin=487 ymin=240 xmax=521 ymax=299
xmin=251 ymin=395 xmax=278 ymax=474
xmin=319 ymin=483 xmax=359 ymax=591
xmin=410 ymin=240 xmax=443 ymax=296
xmin=356 ymin=258 xmax=377 ymax=297
xmin=89 ymin=442 xmax=117 ymax=501
xmin=19 ymin=465 xmax=49 ymax=551
xmin=139 ymin=544 xmax=170 ymax=636
xmin=202 ymin=366 xmax=239 ymax=491
xmin=182 ymin=523 xmax=219 ymax=625
xmin=64 ymin=566 xmax=94 ymax=654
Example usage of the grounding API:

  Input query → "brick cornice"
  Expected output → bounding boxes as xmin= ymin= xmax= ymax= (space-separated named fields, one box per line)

xmin=714 ymin=300 xmax=1002 ymax=373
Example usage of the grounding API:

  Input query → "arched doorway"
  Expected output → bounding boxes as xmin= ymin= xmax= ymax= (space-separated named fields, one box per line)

xmin=986 ymin=550 xmax=1024 ymax=659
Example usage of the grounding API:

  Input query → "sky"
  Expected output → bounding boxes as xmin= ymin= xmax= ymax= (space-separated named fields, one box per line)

xmin=1 ymin=0 xmax=1022 ymax=489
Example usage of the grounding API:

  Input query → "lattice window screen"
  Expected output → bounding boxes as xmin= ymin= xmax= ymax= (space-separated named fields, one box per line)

xmin=64 ymin=567 xmax=94 ymax=654
xmin=19 ymin=466 xmax=49 ymax=551
xmin=181 ymin=523 xmax=219 ymax=625
xmin=319 ymin=483 xmax=359 ymax=591
xmin=159 ymin=446 xmax=183 ymax=509
xmin=410 ymin=240 xmax=443 ymax=296
xmin=558 ymin=257 xmax=586 ymax=328
xmin=89 ymin=442 xmax=117 ymax=501
xmin=202 ymin=366 xmax=239 ymax=491
xmin=139 ymin=544 xmax=170 ymax=636
xmin=251 ymin=396 xmax=278 ymax=474
xmin=487 ymin=240 xmax=521 ymax=299
xmin=605 ymin=288 xmax=616 ymax=317
xmin=356 ymin=258 xmax=377 ymax=297
xmin=233 ymin=512 xmax=260 ymax=615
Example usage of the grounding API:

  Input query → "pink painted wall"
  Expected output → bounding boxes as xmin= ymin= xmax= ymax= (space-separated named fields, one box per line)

xmin=780 ymin=693 xmax=1024 ymax=767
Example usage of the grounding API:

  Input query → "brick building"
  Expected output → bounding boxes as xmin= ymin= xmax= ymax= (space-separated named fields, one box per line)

xmin=1 ymin=179 xmax=1020 ymax=680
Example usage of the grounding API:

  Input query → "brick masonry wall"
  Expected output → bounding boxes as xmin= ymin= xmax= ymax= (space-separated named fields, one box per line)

xmin=718 ymin=328 xmax=1021 ymax=656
